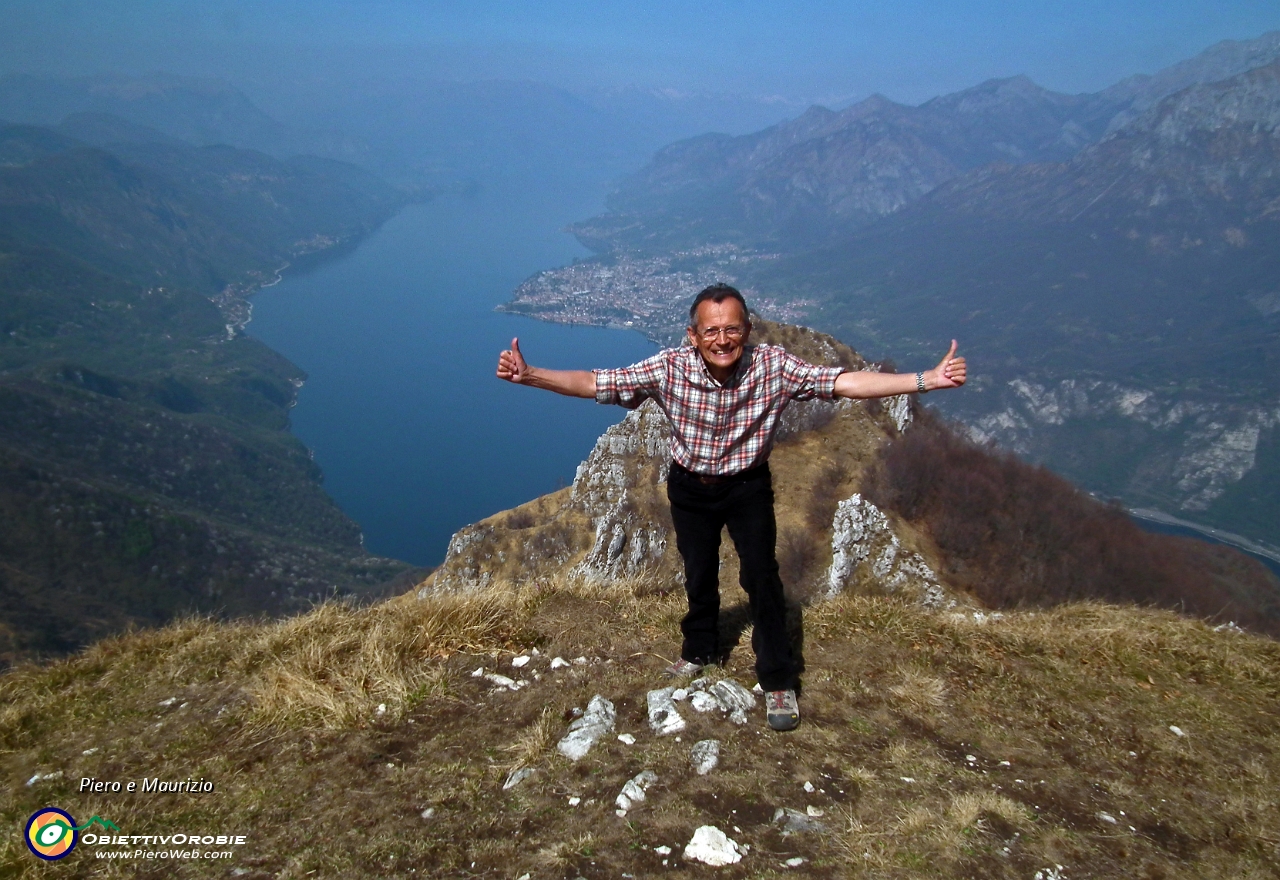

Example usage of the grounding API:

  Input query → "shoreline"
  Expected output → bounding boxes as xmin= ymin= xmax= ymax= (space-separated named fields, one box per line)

xmin=1130 ymin=507 xmax=1280 ymax=567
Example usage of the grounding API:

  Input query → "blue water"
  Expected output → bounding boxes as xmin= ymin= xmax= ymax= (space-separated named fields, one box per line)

xmin=248 ymin=188 xmax=657 ymax=565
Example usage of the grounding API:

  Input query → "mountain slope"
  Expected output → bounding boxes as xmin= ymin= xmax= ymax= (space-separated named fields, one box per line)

xmin=729 ymin=60 xmax=1280 ymax=547
xmin=0 ymin=123 xmax=413 ymax=664
xmin=1097 ymin=29 xmax=1280 ymax=132
xmin=573 ymin=80 xmax=1096 ymax=252
xmin=0 ymin=73 xmax=291 ymax=154
xmin=0 ymin=123 xmax=403 ymax=297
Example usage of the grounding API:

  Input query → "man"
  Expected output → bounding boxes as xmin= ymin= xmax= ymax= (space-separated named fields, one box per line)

xmin=496 ymin=284 xmax=966 ymax=730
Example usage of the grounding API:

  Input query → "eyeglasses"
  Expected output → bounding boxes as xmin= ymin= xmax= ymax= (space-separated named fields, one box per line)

xmin=696 ymin=325 xmax=745 ymax=342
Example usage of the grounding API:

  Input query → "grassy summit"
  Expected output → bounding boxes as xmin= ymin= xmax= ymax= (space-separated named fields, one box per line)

xmin=2 ymin=577 xmax=1279 ymax=878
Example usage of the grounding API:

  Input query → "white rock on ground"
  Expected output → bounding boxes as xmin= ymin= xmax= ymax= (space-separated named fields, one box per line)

xmin=686 ymin=678 xmax=756 ymax=725
xmin=710 ymin=680 xmax=755 ymax=724
xmin=615 ymin=770 xmax=658 ymax=812
xmin=690 ymin=691 xmax=720 ymax=712
xmin=690 ymin=740 xmax=721 ymax=775
xmin=25 ymin=771 xmax=62 ymax=787
xmin=503 ymin=767 xmax=536 ymax=790
xmin=647 ymin=687 xmax=687 ymax=735
xmin=684 ymin=825 xmax=746 ymax=866
xmin=484 ymin=673 xmax=524 ymax=691
xmin=773 ymin=807 xmax=827 ymax=835
xmin=557 ymin=695 xmax=617 ymax=761
xmin=471 ymin=666 xmax=525 ymax=691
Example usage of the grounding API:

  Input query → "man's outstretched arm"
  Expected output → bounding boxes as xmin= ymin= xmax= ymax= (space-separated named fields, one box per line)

xmin=496 ymin=337 xmax=596 ymax=398
xmin=833 ymin=339 xmax=966 ymax=399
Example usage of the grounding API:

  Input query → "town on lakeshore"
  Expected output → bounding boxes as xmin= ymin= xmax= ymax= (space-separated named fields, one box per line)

xmin=498 ymin=245 xmax=817 ymax=343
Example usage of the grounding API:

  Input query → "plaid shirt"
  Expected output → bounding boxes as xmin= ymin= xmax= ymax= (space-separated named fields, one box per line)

xmin=594 ymin=344 xmax=845 ymax=476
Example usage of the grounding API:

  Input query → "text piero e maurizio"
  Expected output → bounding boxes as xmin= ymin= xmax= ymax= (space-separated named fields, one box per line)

xmin=80 ymin=776 xmax=215 ymax=794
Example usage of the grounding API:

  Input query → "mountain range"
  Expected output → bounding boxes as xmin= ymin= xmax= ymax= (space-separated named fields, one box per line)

xmin=552 ymin=32 xmax=1280 ymax=552
xmin=573 ymin=31 xmax=1280 ymax=251
xmin=0 ymin=72 xmax=805 ymax=192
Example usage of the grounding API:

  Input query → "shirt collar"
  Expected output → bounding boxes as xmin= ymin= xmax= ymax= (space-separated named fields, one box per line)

xmin=690 ymin=344 xmax=754 ymax=388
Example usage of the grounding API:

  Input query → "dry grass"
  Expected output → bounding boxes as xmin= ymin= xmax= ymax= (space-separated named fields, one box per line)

xmin=503 ymin=705 xmax=561 ymax=773
xmin=3 ymin=575 xmax=1280 ymax=878
xmin=245 ymin=593 xmax=517 ymax=729
xmin=888 ymin=667 xmax=948 ymax=714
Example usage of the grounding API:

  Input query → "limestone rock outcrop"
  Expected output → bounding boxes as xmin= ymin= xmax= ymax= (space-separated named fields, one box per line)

xmin=571 ymin=400 xmax=673 ymax=581
xmin=825 ymin=493 xmax=948 ymax=607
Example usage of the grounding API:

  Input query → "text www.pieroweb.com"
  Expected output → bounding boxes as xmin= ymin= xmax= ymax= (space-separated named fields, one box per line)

xmin=82 ymin=833 xmax=246 ymax=860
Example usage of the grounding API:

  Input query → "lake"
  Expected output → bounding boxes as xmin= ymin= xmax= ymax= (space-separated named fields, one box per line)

xmin=248 ymin=186 xmax=657 ymax=566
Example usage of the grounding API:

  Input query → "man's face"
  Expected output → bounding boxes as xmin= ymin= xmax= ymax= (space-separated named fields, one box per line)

xmin=687 ymin=298 xmax=751 ymax=380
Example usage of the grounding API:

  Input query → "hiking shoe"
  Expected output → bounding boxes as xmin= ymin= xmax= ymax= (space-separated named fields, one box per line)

xmin=662 ymin=658 xmax=706 ymax=679
xmin=766 ymin=689 xmax=800 ymax=731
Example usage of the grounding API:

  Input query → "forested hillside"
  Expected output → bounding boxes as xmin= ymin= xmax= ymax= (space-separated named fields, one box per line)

xmin=0 ymin=118 xmax=413 ymax=664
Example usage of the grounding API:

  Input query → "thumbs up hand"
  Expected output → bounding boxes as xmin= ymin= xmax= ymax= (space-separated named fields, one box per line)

xmin=928 ymin=339 xmax=966 ymax=390
xmin=497 ymin=337 xmax=529 ymax=384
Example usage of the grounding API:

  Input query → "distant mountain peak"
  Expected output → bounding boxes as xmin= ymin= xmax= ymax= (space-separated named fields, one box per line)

xmin=1100 ymin=29 xmax=1280 ymax=133
xmin=838 ymin=93 xmax=905 ymax=120
xmin=922 ymin=74 xmax=1077 ymax=115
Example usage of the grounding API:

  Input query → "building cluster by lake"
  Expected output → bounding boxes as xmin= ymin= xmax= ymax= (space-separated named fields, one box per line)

xmin=499 ymin=245 xmax=814 ymax=344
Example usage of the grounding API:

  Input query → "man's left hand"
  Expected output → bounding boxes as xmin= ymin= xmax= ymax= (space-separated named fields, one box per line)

xmin=928 ymin=340 xmax=967 ymax=390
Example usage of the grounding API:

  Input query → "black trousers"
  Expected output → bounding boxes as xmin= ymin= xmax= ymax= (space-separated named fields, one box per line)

xmin=666 ymin=462 xmax=799 ymax=692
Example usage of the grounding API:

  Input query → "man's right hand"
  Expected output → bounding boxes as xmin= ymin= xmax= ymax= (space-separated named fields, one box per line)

xmin=496 ymin=338 xmax=597 ymax=397
xmin=497 ymin=337 xmax=528 ymax=384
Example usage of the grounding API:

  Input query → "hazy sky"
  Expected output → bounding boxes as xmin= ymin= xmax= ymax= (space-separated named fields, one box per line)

xmin=2 ymin=1 xmax=1279 ymax=105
